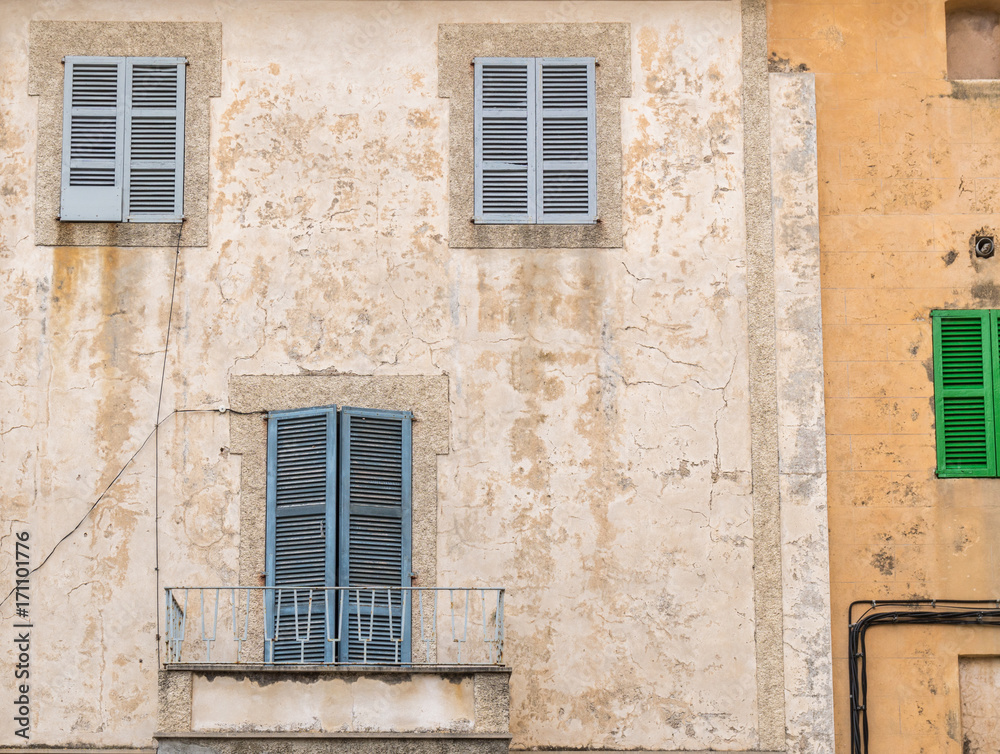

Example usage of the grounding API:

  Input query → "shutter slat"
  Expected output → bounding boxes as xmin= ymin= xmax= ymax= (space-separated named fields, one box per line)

xmin=61 ymin=57 xmax=125 ymax=221
xmin=124 ymin=59 xmax=185 ymax=221
xmin=61 ymin=56 xmax=186 ymax=223
xmin=272 ymin=606 xmax=328 ymax=663
xmin=475 ymin=58 xmax=535 ymax=223
xmin=339 ymin=408 xmax=411 ymax=662
xmin=933 ymin=311 xmax=997 ymax=477
xmin=346 ymin=612 xmax=404 ymax=663
xmin=536 ymin=58 xmax=596 ymax=223
xmin=266 ymin=408 xmax=337 ymax=662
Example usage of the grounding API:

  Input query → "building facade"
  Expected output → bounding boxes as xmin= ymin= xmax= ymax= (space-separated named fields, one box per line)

xmin=769 ymin=2 xmax=1000 ymax=753
xmin=1 ymin=2 xmax=834 ymax=753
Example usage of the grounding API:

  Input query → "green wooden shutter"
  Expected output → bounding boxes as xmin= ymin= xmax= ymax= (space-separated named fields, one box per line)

xmin=933 ymin=310 xmax=998 ymax=477
xmin=124 ymin=58 xmax=185 ymax=222
xmin=60 ymin=57 xmax=125 ymax=221
xmin=266 ymin=407 xmax=337 ymax=662
xmin=535 ymin=57 xmax=596 ymax=224
xmin=475 ymin=58 xmax=535 ymax=223
xmin=338 ymin=407 xmax=412 ymax=663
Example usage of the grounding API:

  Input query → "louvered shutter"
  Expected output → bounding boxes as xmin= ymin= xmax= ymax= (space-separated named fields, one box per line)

xmin=933 ymin=310 xmax=998 ymax=477
xmin=266 ymin=408 xmax=337 ymax=662
xmin=338 ymin=407 xmax=412 ymax=663
xmin=124 ymin=58 xmax=185 ymax=222
xmin=536 ymin=58 xmax=596 ymax=223
xmin=60 ymin=57 xmax=126 ymax=221
xmin=475 ymin=58 xmax=536 ymax=223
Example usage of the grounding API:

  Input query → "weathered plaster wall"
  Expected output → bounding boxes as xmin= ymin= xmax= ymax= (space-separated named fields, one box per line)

xmin=190 ymin=673 xmax=475 ymax=732
xmin=0 ymin=1 xmax=828 ymax=751
xmin=770 ymin=1 xmax=1000 ymax=752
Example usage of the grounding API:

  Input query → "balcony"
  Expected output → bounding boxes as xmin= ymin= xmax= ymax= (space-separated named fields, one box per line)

xmin=156 ymin=586 xmax=511 ymax=754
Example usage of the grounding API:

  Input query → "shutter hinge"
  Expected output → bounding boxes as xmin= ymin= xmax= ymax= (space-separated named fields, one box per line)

xmin=61 ymin=57 xmax=66 ymax=64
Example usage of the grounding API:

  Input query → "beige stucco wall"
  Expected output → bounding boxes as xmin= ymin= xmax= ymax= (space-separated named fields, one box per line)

xmin=0 ymin=1 xmax=831 ymax=752
xmin=190 ymin=672 xmax=475 ymax=733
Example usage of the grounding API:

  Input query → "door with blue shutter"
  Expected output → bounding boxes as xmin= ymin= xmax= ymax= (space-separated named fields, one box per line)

xmin=265 ymin=407 xmax=338 ymax=662
xmin=61 ymin=57 xmax=126 ymax=221
xmin=475 ymin=58 xmax=536 ymax=223
xmin=535 ymin=58 xmax=596 ymax=224
xmin=338 ymin=407 xmax=412 ymax=663
xmin=124 ymin=58 xmax=185 ymax=222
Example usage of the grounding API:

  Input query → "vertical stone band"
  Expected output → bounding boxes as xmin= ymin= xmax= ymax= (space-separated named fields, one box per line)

xmin=741 ymin=0 xmax=786 ymax=749
xmin=770 ymin=71 xmax=836 ymax=753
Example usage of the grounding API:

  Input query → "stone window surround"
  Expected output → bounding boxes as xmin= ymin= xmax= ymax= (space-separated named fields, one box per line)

xmin=28 ymin=20 xmax=221 ymax=247
xmin=438 ymin=23 xmax=631 ymax=249
xmin=228 ymin=374 xmax=450 ymax=658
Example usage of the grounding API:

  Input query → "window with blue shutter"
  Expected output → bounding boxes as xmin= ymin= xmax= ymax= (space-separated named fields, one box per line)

xmin=475 ymin=57 xmax=596 ymax=225
xmin=61 ymin=56 xmax=185 ymax=223
xmin=265 ymin=405 xmax=412 ymax=663
xmin=932 ymin=309 xmax=1000 ymax=478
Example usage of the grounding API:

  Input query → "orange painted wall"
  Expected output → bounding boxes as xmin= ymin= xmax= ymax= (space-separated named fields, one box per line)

xmin=769 ymin=2 xmax=1000 ymax=752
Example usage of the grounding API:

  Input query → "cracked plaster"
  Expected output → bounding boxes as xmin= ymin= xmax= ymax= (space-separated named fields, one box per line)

xmin=0 ymin=1 xmax=830 ymax=752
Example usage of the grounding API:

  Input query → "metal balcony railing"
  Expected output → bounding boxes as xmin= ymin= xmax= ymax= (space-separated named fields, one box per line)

xmin=164 ymin=586 xmax=505 ymax=666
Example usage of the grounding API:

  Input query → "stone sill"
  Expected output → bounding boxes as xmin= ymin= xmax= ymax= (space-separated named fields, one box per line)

xmin=949 ymin=79 xmax=1000 ymax=98
xmin=154 ymin=732 xmax=511 ymax=740
xmin=0 ymin=750 xmax=157 ymax=754
xmin=164 ymin=663 xmax=510 ymax=675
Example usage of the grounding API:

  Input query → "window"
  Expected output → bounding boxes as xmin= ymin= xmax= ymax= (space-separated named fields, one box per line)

xmin=946 ymin=3 xmax=1000 ymax=80
xmin=474 ymin=57 xmax=596 ymax=224
xmin=266 ymin=405 xmax=412 ymax=662
xmin=438 ymin=23 xmax=630 ymax=249
xmin=61 ymin=56 xmax=185 ymax=223
xmin=29 ymin=21 xmax=220 ymax=246
xmin=932 ymin=309 xmax=1000 ymax=477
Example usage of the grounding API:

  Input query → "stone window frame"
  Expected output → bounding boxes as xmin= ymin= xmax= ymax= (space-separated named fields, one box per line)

xmin=439 ymin=23 xmax=631 ymax=249
xmin=228 ymin=374 xmax=449 ymax=659
xmin=28 ymin=21 xmax=221 ymax=247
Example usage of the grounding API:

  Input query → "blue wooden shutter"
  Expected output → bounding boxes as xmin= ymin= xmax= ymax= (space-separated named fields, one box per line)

xmin=338 ymin=407 xmax=412 ymax=663
xmin=266 ymin=407 xmax=337 ymax=662
xmin=535 ymin=58 xmax=596 ymax=224
xmin=124 ymin=58 xmax=185 ymax=222
xmin=933 ymin=310 xmax=998 ymax=477
xmin=60 ymin=57 xmax=125 ymax=221
xmin=475 ymin=58 xmax=536 ymax=223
